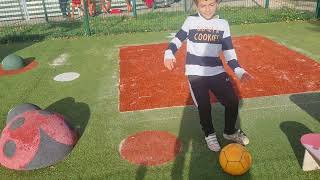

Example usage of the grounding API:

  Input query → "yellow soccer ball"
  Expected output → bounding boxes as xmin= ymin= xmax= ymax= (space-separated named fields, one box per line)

xmin=219 ymin=143 xmax=252 ymax=176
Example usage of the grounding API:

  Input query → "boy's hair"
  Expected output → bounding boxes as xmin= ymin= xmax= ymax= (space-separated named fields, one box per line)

xmin=193 ymin=0 xmax=221 ymax=5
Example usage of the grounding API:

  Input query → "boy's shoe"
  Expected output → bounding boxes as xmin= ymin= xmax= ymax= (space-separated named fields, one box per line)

xmin=223 ymin=129 xmax=249 ymax=145
xmin=205 ymin=133 xmax=221 ymax=152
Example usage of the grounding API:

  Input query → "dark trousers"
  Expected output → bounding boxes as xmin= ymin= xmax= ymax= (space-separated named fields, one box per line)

xmin=188 ymin=72 xmax=239 ymax=137
xmin=59 ymin=0 xmax=69 ymax=16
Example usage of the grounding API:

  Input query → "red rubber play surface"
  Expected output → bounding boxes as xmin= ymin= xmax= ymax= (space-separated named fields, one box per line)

xmin=119 ymin=36 xmax=320 ymax=112
xmin=119 ymin=131 xmax=181 ymax=166
xmin=0 ymin=60 xmax=38 ymax=76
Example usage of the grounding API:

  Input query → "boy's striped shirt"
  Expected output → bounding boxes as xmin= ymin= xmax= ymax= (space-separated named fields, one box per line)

xmin=164 ymin=13 xmax=241 ymax=76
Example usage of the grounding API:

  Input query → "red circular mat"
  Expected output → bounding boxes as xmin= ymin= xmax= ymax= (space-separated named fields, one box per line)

xmin=119 ymin=130 xmax=182 ymax=166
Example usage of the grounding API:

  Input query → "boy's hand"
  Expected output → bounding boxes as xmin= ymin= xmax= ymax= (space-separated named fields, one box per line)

xmin=240 ymin=72 xmax=254 ymax=83
xmin=164 ymin=59 xmax=176 ymax=70
xmin=234 ymin=68 xmax=254 ymax=83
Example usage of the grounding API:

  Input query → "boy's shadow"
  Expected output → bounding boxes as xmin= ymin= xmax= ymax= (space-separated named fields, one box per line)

xmin=281 ymin=92 xmax=320 ymax=168
xmin=45 ymin=97 xmax=90 ymax=137
xmin=171 ymin=77 xmax=252 ymax=179
xmin=289 ymin=92 xmax=320 ymax=122
xmin=280 ymin=121 xmax=313 ymax=168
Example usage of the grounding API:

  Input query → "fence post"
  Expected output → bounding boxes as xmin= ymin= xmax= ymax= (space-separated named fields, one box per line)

xmin=265 ymin=0 xmax=270 ymax=8
xmin=41 ymin=0 xmax=49 ymax=22
xmin=153 ymin=0 xmax=157 ymax=9
xmin=316 ymin=0 xmax=320 ymax=19
xmin=132 ymin=0 xmax=137 ymax=17
xmin=184 ymin=0 xmax=187 ymax=12
xmin=82 ymin=0 xmax=91 ymax=36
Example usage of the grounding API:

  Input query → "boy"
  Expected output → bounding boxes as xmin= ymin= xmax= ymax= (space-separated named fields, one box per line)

xmin=163 ymin=0 xmax=253 ymax=152
xmin=71 ymin=0 xmax=83 ymax=18
xmin=86 ymin=0 xmax=97 ymax=16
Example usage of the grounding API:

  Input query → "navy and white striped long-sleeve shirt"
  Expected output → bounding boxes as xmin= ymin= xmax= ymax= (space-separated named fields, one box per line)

xmin=164 ymin=13 xmax=244 ymax=77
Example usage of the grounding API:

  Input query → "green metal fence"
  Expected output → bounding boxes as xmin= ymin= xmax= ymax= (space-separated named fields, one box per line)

xmin=0 ymin=0 xmax=319 ymax=43
xmin=317 ymin=0 xmax=320 ymax=18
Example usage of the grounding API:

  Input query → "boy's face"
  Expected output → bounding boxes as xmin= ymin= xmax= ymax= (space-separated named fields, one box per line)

xmin=197 ymin=0 xmax=218 ymax=20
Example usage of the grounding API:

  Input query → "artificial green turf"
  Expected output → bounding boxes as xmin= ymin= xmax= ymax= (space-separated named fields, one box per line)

xmin=0 ymin=21 xmax=319 ymax=179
